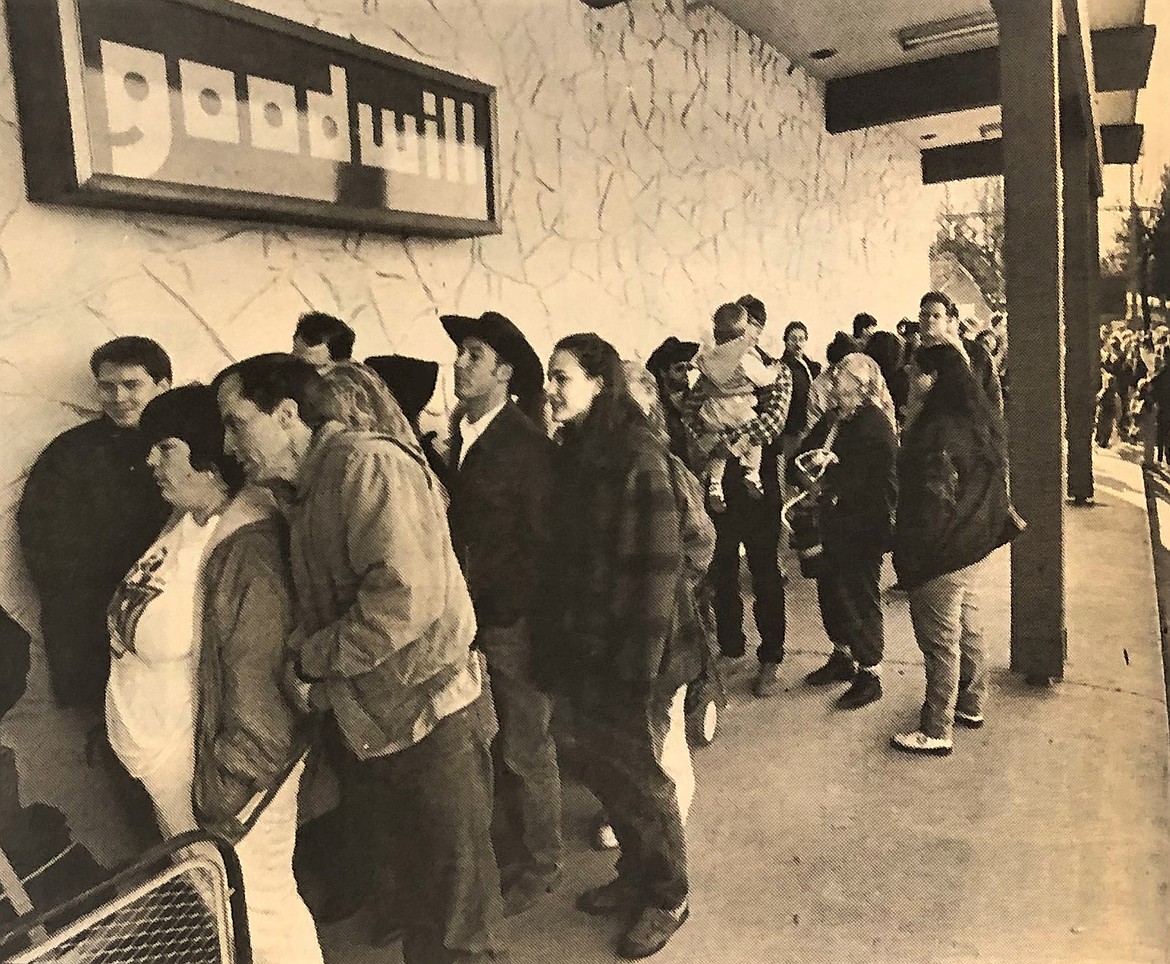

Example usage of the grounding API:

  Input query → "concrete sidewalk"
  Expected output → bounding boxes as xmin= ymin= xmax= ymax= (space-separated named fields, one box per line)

xmin=393 ymin=445 xmax=1162 ymax=964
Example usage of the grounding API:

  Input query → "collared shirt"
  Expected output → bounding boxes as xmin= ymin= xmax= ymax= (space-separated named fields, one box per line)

xmin=456 ymin=400 xmax=507 ymax=469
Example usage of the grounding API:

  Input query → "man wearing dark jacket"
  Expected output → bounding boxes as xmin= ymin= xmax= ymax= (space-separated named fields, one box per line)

xmin=18 ymin=337 xmax=171 ymax=711
xmin=685 ymin=297 xmax=793 ymax=699
xmin=442 ymin=310 xmax=563 ymax=917
xmin=917 ymin=292 xmax=1004 ymax=415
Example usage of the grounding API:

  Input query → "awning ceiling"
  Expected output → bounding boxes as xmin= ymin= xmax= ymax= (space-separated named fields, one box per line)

xmin=698 ymin=0 xmax=1154 ymax=181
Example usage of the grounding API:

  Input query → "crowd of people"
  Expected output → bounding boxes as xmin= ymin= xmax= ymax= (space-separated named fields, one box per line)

xmin=11 ymin=292 xmax=1022 ymax=962
xmin=1095 ymin=321 xmax=1170 ymax=465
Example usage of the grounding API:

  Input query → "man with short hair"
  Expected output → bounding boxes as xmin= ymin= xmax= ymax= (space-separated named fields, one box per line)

xmin=852 ymin=313 xmax=878 ymax=343
xmin=686 ymin=295 xmax=792 ymax=699
xmin=213 ymin=354 xmax=502 ymax=964
xmin=441 ymin=310 xmax=562 ymax=917
xmin=292 ymin=311 xmax=355 ymax=372
xmin=19 ymin=337 xmax=172 ymax=711
xmin=917 ymin=292 xmax=1003 ymax=414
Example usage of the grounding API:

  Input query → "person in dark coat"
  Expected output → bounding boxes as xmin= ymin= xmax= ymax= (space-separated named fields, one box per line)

xmin=646 ymin=336 xmax=699 ymax=461
xmin=891 ymin=343 xmax=1024 ymax=756
xmin=917 ymin=291 xmax=1003 ymax=415
xmin=18 ymin=337 xmax=172 ymax=712
xmin=684 ymin=296 xmax=793 ymax=699
xmin=799 ymin=354 xmax=898 ymax=710
xmin=364 ymin=354 xmax=447 ymax=480
xmin=865 ymin=330 xmax=909 ymax=423
xmin=441 ymin=311 xmax=563 ymax=918
xmin=538 ymin=333 xmax=710 ymax=960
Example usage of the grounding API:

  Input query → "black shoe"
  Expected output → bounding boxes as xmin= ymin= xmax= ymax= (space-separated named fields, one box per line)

xmin=576 ymin=877 xmax=641 ymax=916
xmin=502 ymin=866 xmax=562 ymax=917
xmin=835 ymin=670 xmax=882 ymax=710
xmin=804 ymin=651 xmax=856 ymax=687
xmin=617 ymin=901 xmax=690 ymax=959
xmin=954 ymin=710 xmax=985 ymax=729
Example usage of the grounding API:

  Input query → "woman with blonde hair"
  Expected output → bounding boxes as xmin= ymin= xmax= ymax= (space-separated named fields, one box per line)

xmin=797 ymin=353 xmax=898 ymax=710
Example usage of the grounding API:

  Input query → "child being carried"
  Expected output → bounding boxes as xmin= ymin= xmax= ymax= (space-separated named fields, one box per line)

xmin=691 ymin=302 xmax=777 ymax=512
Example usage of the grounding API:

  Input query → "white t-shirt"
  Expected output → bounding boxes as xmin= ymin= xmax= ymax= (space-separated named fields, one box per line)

xmin=106 ymin=512 xmax=219 ymax=783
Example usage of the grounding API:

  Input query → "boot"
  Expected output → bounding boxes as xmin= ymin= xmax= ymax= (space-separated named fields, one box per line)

xmin=835 ymin=669 xmax=882 ymax=710
xmin=804 ymin=650 xmax=856 ymax=687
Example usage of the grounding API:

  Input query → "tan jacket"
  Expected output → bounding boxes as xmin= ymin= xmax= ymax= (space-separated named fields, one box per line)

xmin=287 ymin=422 xmax=481 ymax=759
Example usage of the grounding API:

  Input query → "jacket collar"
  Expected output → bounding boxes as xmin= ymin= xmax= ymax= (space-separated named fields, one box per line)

xmin=294 ymin=420 xmax=348 ymax=499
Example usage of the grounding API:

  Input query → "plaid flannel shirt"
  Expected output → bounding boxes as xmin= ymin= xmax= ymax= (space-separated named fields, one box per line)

xmin=683 ymin=353 xmax=793 ymax=454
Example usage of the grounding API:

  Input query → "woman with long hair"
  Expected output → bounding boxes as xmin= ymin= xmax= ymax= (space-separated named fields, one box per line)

xmin=891 ymin=344 xmax=1023 ymax=756
xmin=800 ymin=353 xmax=898 ymax=710
xmin=105 ymin=384 xmax=323 ymax=963
xmin=538 ymin=333 xmax=710 ymax=960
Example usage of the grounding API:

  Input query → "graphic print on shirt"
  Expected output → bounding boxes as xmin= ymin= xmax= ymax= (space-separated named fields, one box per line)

xmin=108 ymin=546 xmax=169 ymax=658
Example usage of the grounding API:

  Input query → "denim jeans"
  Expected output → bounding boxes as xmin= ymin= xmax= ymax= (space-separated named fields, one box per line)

xmin=571 ymin=685 xmax=688 ymax=910
xmin=907 ymin=557 xmax=990 ymax=740
xmin=480 ymin=618 xmax=563 ymax=875
xmin=334 ymin=697 xmax=503 ymax=963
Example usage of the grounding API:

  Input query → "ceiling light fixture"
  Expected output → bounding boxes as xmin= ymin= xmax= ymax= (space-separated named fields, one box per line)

xmin=896 ymin=12 xmax=998 ymax=52
xmin=979 ymin=121 xmax=1002 ymax=139
xmin=809 ymin=48 xmax=837 ymax=60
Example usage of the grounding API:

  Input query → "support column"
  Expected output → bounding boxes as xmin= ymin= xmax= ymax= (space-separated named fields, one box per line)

xmin=1064 ymin=123 xmax=1096 ymax=504
xmin=993 ymin=0 xmax=1067 ymax=680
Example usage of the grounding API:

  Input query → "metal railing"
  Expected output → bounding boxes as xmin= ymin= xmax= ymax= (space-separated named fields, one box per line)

xmin=0 ymin=833 xmax=250 ymax=964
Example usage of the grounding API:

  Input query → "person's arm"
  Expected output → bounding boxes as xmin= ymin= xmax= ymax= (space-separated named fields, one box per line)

xmin=202 ymin=534 xmax=299 ymax=821
xmin=296 ymin=446 xmax=453 ymax=681
xmin=17 ymin=442 xmax=78 ymax=591
xmin=611 ymin=455 xmax=682 ymax=684
xmin=725 ymin=362 xmax=793 ymax=448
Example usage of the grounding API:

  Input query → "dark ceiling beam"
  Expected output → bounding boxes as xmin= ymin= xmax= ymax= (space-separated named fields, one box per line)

xmin=1100 ymin=124 xmax=1144 ymax=164
xmin=921 ymin=124 xmax=1144 ymax=184
xmin=826 ymin=24 xmax=1155 ymax=134
xmin=921 ymin=140 xmax=1003 ymax=185
xmin=1092 ymin=24 xmax=1156 ymax=91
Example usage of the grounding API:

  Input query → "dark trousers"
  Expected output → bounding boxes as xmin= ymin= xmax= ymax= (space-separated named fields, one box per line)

xmin=331 ymin=697 xmax=503 ymax=964
xmin=480 ymin=619 xmax=563 ymax=875
xmin=711 ymin=461 xmax=787 ymax=664
xmin=571 ymin=685 xmax=687 ymax=910
xmin=815 ymin=558 xmax=884 ymax=668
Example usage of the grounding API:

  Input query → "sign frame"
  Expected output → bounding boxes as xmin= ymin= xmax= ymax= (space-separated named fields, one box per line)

xmin=5 ymin=0 xmax=502 ymax=238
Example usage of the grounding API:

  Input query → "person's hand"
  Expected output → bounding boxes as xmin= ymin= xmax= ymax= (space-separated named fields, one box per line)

xmin=282 ymin=659 xmax=314 ymax=716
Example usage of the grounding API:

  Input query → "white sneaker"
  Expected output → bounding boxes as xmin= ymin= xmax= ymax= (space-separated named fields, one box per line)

xmin=954 ymin=710 xmax=984 ymax=730
xmin=890 ymin=730 xmax=953 ymax=756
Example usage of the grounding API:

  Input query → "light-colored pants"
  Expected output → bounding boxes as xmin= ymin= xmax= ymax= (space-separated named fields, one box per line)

xmin=907 ymin=558 xmax=990 ymax=741
xmin=234 ymin=760 xmax=324 ymax=964
xmin=662 ymin=685 xmax=695 ymax=825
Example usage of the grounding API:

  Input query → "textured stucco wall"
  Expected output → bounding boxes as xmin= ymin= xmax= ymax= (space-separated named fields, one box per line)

xmin=0 ymin=0 xmax=934 ymax=852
